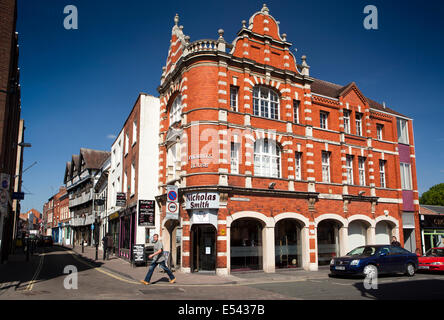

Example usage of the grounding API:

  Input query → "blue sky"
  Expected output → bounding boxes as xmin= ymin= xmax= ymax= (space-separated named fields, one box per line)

xmin=16 ymin=0 xmax=444 ymax=213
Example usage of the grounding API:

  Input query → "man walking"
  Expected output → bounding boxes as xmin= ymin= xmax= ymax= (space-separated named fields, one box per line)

xmin=140 ymin=234 xmax=176 ymax=285
xmin=102 ymin=233 xmax=113 ymax=260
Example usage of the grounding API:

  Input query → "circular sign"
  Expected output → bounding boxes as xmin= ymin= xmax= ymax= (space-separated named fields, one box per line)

xmin=1 ymin=179 xmax=8 ymax=189
xmin=167 ymin=191 xmax=177 ymax=201
xmin=167 ymin=202 xmax=178 ymax=213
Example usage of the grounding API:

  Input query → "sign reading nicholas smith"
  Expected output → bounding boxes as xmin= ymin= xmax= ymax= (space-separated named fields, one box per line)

xmin=185 ymin=192 xmax=219 ymax=209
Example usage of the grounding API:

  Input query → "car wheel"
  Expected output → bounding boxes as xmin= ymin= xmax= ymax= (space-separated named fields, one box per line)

xmin=405 ymin=263 xmax=415 ymax=277
xmin=363 ymin=264 xmax=378 ymax=278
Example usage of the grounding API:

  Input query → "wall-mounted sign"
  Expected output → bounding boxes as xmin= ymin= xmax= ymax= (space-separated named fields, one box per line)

xmin=186 ymin=192 xmax=219 ymax=210
xmin=139 ymin=200 xmax=155 ymax=226
xmin=116 ymin=192 xmax=126 ymax=207
xmin=189 ymin=154 xmax=213 ymax=169
xmin=166 ymin=185 xmax=179 ymax=220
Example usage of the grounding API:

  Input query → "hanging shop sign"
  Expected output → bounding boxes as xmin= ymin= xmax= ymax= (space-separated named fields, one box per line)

xmin=139 ymin=200 xmax=155 ymax=227
xmin=116 ymin=192 xmax=126 ymax=207
xmin=185 ymin=192 xmax=219 ymax=210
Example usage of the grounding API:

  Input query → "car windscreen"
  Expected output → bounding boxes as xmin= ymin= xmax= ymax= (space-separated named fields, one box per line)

xmin=425 ymin=248 xmax=444 ymax=257
xmin=347 ymin=246 xmax=377 ymax=256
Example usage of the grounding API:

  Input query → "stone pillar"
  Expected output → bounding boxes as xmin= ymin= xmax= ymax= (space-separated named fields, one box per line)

xmin=262 ymin=226 xmax=275 ymax=273
xmin=367 ymin=226 xmax=376 ymax=245
xmin=301 ymin=226 xmax=310 ymax=271
xmin=339 ymin=226 xmax=348 ymax=256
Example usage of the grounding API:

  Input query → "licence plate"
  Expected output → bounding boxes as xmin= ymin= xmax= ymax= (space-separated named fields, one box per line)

xmin=335 ymin=266 xmax=345 ymax=270
xmin=418 ymin=266 xmax=429 ymax=270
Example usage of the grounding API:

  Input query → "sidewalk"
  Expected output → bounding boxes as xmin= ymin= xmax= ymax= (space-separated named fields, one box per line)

xmin=62 ymin=244 xmax=330 ymax=286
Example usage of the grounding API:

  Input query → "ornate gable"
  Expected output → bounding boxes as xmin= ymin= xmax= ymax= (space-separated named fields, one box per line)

xmin=230 ymin=4 xmax=300 ymax=74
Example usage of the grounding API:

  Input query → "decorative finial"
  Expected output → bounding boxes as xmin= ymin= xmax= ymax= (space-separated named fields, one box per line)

xmin=218 ymin=29 xmax=224 ymax=40
xmin=282 ymin=33 xmax=287 ymax=41
xmin=262 ymin=4 xmax=269 ymax=14
xmin=174 ymin=14 xmax=179 ymax=26
xmin=301 ymin=55 xmax=310 ymax=76
xmin=242 ymin=20 xmax=246 ymax=28
xmin=180 ymin=25 xmax=184 ymax=31
xmin=185 ymin=35 xmax=190 ymax=44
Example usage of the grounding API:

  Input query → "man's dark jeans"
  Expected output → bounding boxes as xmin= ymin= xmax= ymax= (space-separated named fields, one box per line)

xmin=144 ymin=260 xmax=175 ymax=282
xmin=103 ymin=247 xmax=110 ymax=260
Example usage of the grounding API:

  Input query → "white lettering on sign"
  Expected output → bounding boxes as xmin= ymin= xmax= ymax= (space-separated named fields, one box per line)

xmin=185 ymin=192 xmax=219 ymax=209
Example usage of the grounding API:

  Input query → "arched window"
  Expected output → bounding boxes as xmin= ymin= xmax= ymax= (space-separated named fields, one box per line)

xmin=254 ymin=139 xmax=281 ymax=178
xmin=169 ymin=95 xmax=182 ymax=125
xmin=253 ymin=86 xmax=279 ymax=120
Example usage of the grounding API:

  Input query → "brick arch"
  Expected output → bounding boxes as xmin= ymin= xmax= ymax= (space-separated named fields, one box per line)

xmin=273 ymin=212 xmax=309 ymax=228
xmin=314 ymin=213 xmax=348 ymax=228
xmin=347 ymin=214 xmax=375 ymax=228
xmin=252 ymin=81 xmax=282 ymax=95
xmin=226 ymin=211 xmax=274 ymax=228
xmin=375 ymin=215 xmax=399 ymax=228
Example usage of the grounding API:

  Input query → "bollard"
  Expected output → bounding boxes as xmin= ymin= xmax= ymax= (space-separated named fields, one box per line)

xmin=82 ymin=240 xmax=84 ymax=253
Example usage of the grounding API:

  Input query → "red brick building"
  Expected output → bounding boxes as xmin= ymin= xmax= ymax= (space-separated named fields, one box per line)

xmin=156 ymin=5 xmax=420 ymax=275
xmin=0 ymin=0 xmax=21 ymax=263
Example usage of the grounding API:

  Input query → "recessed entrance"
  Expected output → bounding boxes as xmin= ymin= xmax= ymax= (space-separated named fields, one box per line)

xmin=191 ymin=224 xmax=216 ymax=272
xmin=275 ymin=219 xmax=302 ymax=268
xmin=317 ymin=219 xmax=341 ymax=266
xmin=230 ymin=218 xmax=263 ymax=272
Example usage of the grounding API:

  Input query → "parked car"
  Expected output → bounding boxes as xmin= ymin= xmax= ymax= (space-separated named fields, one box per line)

xmin=330 ymin=245 xmax=418 ymax=277
xmin=418 ymin=247 xmax=444 ymax=272
xmin=42 ymin=236 xmax=53 ymax=247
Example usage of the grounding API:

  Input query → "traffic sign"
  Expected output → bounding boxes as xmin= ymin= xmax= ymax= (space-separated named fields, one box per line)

xmin=167 ymin=202 xmax=178 ymax=213
xmin=167 ymin=190 xmax=177 ymax=201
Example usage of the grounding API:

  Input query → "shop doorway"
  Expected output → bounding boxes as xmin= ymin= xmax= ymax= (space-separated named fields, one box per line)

xmin=230 ymin=218 xmax=263 ymax=272
xmin=275 ymin=219 xmax=302 ymax=268
xmin=317 ymin=220 xmax=341 ymax=266
xmin=191 ymin=224 xmax=216 ymax=272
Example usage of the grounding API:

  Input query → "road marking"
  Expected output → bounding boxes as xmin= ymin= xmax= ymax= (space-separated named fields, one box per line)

xmin=68 ymin=251 xmax=139 ymax=285
xmin=26 ymin=248 xmax=45 ymax=291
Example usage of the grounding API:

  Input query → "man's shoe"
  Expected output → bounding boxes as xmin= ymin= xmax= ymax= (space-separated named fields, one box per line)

xmin=140 ymin=280 xmax=150 ymax=285
xmin=169 ymin=278 xmax=176 ymax=284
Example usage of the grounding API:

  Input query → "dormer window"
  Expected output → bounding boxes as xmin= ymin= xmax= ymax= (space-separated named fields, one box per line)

xmin=253 ymin=86 xmax=279 ymax=120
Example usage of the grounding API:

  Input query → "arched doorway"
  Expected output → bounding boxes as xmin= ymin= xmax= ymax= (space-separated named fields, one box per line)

xmin=230 ymin=218 xmax=264 ymax=271
xmin=163 ymin=219 xmax=181 ymax=269
xmin=275 ymin=219 xmax=302 ymax=268
xmin=348 ymin=220 xmax=368 ymax=251
xmin=375 ymin=221 xmax=393 ymax=245
xmin=191 ymin=224 xmax=216 ymax=272
xmin=317 ymin=219 xmax=341 ymax=265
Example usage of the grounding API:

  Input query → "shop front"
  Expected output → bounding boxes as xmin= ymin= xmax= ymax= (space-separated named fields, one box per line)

xmin=186 ymin=192 xmax=219 ymax=273
xmin=421 ymin=213 xmax=444 ymax=253
xmin=119 ymin=206 xmax=136 ymax=261
xmin=108 ymin=212 xmax=120 ymax=255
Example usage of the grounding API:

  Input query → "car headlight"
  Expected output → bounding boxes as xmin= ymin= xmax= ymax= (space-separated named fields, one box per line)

xmin=350 ymin=259 xmax=360 ymax=266
xmin=330 ymin=259 xmax=335 ymax=265
xmin=431 ymin=262 xmax=444 ymax=265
